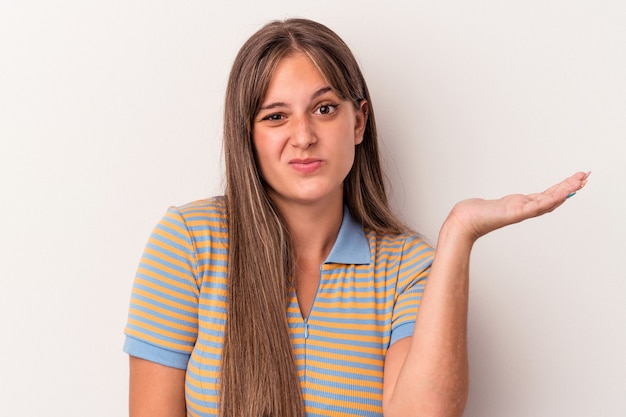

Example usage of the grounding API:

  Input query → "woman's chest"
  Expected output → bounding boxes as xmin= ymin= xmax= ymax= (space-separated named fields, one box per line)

xmin=188 ymin=267 xmax=396 ymax=416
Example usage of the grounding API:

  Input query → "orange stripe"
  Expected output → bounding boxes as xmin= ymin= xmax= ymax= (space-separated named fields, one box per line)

xmin=129 ymin=298 xmax=197 ymax=325
xmin=132 ymin=279 xmax=198 ymax=308
xmin=125 ymin=326 xmax=193 ymax=351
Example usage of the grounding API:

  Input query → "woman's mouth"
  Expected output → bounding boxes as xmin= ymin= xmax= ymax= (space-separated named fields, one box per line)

xmin=289 ymin=158 xmax=323 ymax=173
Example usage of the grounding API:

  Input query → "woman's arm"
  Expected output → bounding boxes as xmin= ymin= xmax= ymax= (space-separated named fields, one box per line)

xmin=129 ymin=356 xmax=186 ymax=417
xmin=383 ymin=171 xmax=589 ymax=417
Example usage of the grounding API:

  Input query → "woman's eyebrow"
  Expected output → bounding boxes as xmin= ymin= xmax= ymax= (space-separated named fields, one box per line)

xmin=259 ymin=86 xmax=334 ymax=111
xmin=311 ymin=86 xmax=333 ymax=100
xmin=259 ymin=101 xmax=287 ymax=111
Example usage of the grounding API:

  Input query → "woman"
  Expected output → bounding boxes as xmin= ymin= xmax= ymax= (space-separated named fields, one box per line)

xmin=124 ymin=18 xmax=588 ymax=417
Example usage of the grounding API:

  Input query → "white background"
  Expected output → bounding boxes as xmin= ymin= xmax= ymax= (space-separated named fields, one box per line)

xmin=1 ymin=1 xmax=625 ymax=416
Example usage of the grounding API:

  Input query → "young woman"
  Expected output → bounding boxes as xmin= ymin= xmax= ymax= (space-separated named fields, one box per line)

xmin=124 ymin=18 xmax=588 ymax=417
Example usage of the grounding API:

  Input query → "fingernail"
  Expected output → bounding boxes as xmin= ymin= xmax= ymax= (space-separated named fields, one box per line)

xmin=567 ymin=192 xmax=577 ymax=199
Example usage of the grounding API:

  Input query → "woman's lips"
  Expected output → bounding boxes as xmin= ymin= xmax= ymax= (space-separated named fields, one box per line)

xmin=289 ymin=158 xmax=323 ymax=173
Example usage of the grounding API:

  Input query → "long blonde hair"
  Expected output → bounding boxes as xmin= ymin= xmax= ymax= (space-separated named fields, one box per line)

xmin=221 ymin=18 xmax=407 ymax=417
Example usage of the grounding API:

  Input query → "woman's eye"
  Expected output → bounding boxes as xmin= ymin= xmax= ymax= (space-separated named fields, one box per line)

xmin=263 ymin=114 xmax=283 ymax=121
xmin=316 ymin=103 xmax=338 ymax=115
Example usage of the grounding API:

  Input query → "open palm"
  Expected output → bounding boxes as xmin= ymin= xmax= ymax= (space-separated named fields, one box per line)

xmin=446 ymin=171 xmax=590 ymax=242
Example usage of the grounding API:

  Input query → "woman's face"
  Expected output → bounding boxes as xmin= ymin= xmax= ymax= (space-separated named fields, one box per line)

xmin=252 ymin=53 xmax=367 ymax=210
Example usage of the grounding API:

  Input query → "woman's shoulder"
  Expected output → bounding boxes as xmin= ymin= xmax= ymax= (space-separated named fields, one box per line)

xmin=173 ymin=195 xmax=227 ymax=216
xmin=365 ymin=229 xmax=434 ymax=275
xmin=166 ymin=196 xmax=229 ymax=231
xmin=365 ymin=227 xmax=433 ymax=251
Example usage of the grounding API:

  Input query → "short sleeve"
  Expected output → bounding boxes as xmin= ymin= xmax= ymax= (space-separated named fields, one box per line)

xmin=390 ymin=236 xmax=433 ymax=346
xmin=123 ymin=207 xmax=200 ymax=369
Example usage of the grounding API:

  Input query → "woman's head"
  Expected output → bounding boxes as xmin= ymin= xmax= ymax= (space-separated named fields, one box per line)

xmin=224 ymin=18 xmax=401 ymax=231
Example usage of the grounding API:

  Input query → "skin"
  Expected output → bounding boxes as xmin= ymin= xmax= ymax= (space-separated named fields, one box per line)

xmin=129 ymin=357 xmax=186 ymax=417
xmin=128 ymin=51 xmax=590 ymax=416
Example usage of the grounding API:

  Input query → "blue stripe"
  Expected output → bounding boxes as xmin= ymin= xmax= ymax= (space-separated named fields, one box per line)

xmin=155 ymin=217 xmax=189 ymax=236
xmin=196 ymin=314 xmax=226 ymax=326
xmin=185 ymin=399 xmax=218 ymax=416
xmin=303 ymin=335 xmax=384 ymax=350
xmin=306 ymin=373 xmax=383 ymax=392
xmin=193 ymin=234 xmax=228 ymax=245
xmin=123 ymin=336 xmax=190 ymax=368
xmin=196 ymin=329 xmax=226 ymax=343
xmin=141 ymin=249 xmax=196 ymax=277
xmin=304 ymin=389 xmax=381 ymax=416
xmin=150 ymin=229 xmax=194 ymax=253
xmin=125 ymin=320 xmax=196 ymax=344
xmin=312 ymin=312 xmax=391 ymax=323
xmin=132 ymin=280 xmax=198 ymax=309
xmin=129 ymin=297 xmax=197 ymax=325
xmin=191 ymin=350 xmax=221 ymax=363
xmin=198 ymin=269 xmax=228 ymax=280
xmin=303 ymin=351 xmax=384 ymax=368
xmin=313 ymin=293 xmax=395 ymax=305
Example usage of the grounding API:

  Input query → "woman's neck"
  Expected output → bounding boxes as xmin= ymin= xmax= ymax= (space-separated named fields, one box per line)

xmin=277 ymin=197 xmax=344 ymax=264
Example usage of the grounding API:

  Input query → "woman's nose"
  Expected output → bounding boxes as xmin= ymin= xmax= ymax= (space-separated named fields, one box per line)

xmin=290 ymin=115 xmax=317 ymax=149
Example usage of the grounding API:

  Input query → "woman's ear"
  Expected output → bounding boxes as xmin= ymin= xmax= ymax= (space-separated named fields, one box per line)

xmin=354 ymin=100 xmax=369 ymax=145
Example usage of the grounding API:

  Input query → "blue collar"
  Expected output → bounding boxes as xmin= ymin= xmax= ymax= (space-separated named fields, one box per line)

xmin=324 ymin=206 xmax=371 ymax=265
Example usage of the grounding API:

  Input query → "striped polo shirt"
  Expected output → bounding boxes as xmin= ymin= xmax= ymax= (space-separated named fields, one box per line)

xmin=124 ymin=196 xmax=433 ymax=417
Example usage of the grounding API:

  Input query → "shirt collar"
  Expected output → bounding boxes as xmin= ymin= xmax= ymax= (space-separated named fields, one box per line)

xmin=324 ymin=205 xmax=371 ymax=265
